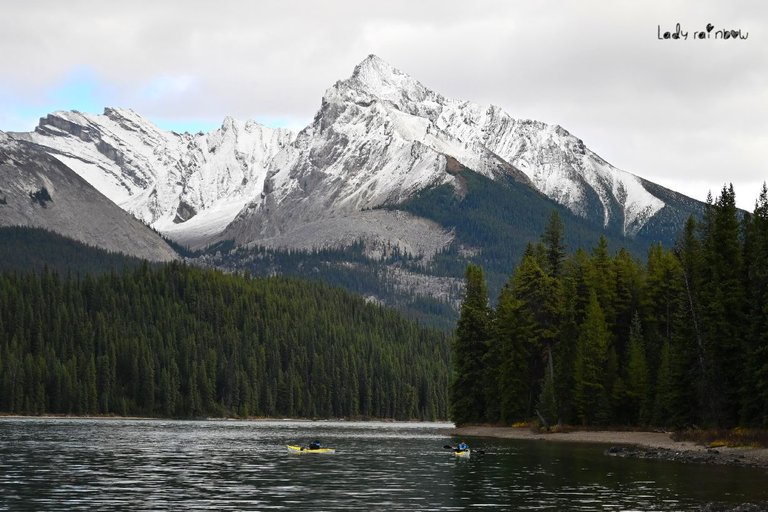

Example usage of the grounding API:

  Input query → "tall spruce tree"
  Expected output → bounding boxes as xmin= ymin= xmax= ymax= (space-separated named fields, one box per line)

xmin=555 ymin=249 xmax=591 ymax=424
xmin=652 ymin=340 xmax=674 ymax=426
xmin=699 ymin=185 xmax=745 ymax=426
xmin=574 ymin=291 xmax=611 ymax=425
xmin=494 ymin=281 xmax=532 ymax=423
xmin=673 ymin=215 xmax=708 ymax=426
xmin=542 ymin=210 xmax=566 ymax=278
xmin=742 ymin=183 xmax=768 ymax=426
xmin=451 ymin=264 xmax=492 ymax=426
xmin=625 ymin=313 xmax=650 ymax=425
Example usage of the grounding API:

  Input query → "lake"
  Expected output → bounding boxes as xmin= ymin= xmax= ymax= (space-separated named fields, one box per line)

xmin=0 ymin=418 xmax=766 ymax=510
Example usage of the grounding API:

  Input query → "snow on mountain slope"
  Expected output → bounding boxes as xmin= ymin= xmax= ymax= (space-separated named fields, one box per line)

xmin=13 ymin=108 xmax=295 ymax=240
xmin=0 ymin=132 xmax=178 ymax=261
xmin=433 ymin=104 xmax=664 ymax=235
xmin=223 ymin=55 xmax=665 ymax=247
xmin=343 ymin=55 xmax=664 ymax=235
xmin=223 ymin=56 xmax=529 ymax=245
xmin=8 ymin=55 xmax=671 ymax=253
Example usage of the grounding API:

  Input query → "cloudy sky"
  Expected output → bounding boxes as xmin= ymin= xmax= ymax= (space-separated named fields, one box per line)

xmin=1 ymin=0 xmax=765 ymax=209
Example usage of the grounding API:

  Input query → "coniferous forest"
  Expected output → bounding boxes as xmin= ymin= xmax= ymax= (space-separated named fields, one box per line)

xmin=0 ymin=262 xmax=450 ymax=419
xmin=3 ymin=183 xmax=767 ymax=428
xmin=451 ymin=184 xmax=768 ymax=429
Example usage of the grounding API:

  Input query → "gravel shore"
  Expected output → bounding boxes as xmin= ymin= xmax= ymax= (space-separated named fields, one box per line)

xmin=447 ymin=426 xmax=768 ymax=469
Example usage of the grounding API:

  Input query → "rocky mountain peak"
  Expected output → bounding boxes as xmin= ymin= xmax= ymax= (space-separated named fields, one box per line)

xmin=4 ymin=56 xmax=685 ymax=252
xmin=103 ymin=107 xmax=144 ymax=124
xmin=328 ymin=56 xmax=444 ymax=120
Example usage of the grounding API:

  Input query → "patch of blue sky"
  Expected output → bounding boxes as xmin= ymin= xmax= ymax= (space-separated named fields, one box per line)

xmin=48 ymin=67 xmax=110 ymax=115
xmin=0 ymin=68 xmax=309 ymax=135
xmin=0 ymin=67 xmax=110 ymax=131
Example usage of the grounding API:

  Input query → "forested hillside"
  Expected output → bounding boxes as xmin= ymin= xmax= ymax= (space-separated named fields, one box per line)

xmin=451 ymin=183 xmax=768 ymax=429
xmin=0 ymin=227 xmax=148 ymax=275
xmin=0 ymin=263 xmax=450 ymax=419
xmin=193 ymin=241 xmax=458 ymax=330
xmin=397 ymin=169 xmax=704 ymax=299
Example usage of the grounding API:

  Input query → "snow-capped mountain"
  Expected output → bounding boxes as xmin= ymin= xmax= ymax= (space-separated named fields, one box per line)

xmin=6 ymin=55 xmax=697 ymax=257
xmin=222 ymin=55 xmax=666 ymax=249
xmin=13 ymin=107 xmax=295 ymax=246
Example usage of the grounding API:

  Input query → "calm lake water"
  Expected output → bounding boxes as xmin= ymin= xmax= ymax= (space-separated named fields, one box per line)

xmin=0 ymin=418 xmax=766 ymax=511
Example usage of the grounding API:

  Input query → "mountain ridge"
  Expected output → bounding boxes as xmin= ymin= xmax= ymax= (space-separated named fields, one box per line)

xmin=219 ymin=54 xmax=678 ymax=254
xmin=6 ymin=55 xmax=699 ymax=256
xmin=1 ymin=56 xmax=709 ymax=318
xmin=0 ymin=132 xmax=178 ymax=261
xmin=11 ymin=107 xmax=295 ymax=244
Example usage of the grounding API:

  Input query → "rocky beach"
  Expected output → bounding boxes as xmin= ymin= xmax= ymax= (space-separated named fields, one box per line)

xmin=448 ymin=426 xmax=768 ymax=470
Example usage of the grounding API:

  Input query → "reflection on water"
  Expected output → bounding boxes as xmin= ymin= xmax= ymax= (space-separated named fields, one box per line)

xmin=0 ymin=418 xmax=766 ymax=510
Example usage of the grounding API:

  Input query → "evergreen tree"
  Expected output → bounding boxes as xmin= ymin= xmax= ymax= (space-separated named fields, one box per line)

xmin=652 ymin=340 xmax=674 ymax=426
xmin=699 ymin=185 xmax=745 ymax=426
xmin=451 ymin=264 xmax=492 ymax=426
xmin=588 ymin=236 xmax=617 ymax=329
xmin=625 ymin=313 xmax=650 ymax=425
xmin=574 ymin=291 xmax=611 ymax=425
xmin=552 ymin=249 xmax=591 ymax=424
xmin=493 ymin=282 xmax=532 ymax=423
xmin=672 ymin=216 xmax=708 ymax=427
xmin=741 ymin=183 xmax=768 ymax=426
xmin=542 ymin=210 xmax=566 ymax=278
xmin=0 ymin=264 xmax=450 ymax=420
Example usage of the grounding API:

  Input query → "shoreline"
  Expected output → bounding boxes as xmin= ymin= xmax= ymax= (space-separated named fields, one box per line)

xmin=0 ymin=414 xmax=451 ymax=425
xmin=447 ymin=426 xmax=768 ymax=469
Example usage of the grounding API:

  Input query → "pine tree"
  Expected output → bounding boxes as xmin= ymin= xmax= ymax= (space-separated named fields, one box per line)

xmin=625 ymin=313 xmax=650 ymax=424
xmin=451 ymin=264 xmax=492 ymax=426
xmin=589 ymin=236 xmax=617 ymax=329
xmin=574 ymin=291 xmax=611 ymax=425
xmin=699 ymin=184 xmax=745 ymax=426
xmin=652 ymin=340 xmax=674 ymax=426
xmin=542 ymin=210 xmax=566 ymax=278
xmin=494 ymin=282 xmax=531 ymax=424
xmin=741 ymin=183 xmax=768 ymax=426
xmin=642 ymin=243 xmax=683 ymax=390
xmin=673 ymin=215 xmax=708 ymax=427
xmin=554 ymin=249 xmax=591 ymax=424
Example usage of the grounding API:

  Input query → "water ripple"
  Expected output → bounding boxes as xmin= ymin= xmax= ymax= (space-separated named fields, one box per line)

xmin=0 ymin=419 xmax=766 ymax=511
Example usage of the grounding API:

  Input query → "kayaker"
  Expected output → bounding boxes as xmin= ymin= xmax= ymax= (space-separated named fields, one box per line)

xmin=308 ymin=440 xmax=321 ymax=450
xmin=457 ymin=441 xmax=469 ymax=452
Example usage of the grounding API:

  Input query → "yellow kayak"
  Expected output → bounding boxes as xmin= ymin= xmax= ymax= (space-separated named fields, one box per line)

xmin=287 ymin=445 xmax=336 ymax=454
xmin=453 ymin=449 xmax=471 ymax=458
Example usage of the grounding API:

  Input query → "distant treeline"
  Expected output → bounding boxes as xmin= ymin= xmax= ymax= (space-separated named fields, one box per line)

xmin=194 ymin=241 xmax=459 ymax=330
xmin=0 ymin=227 xmax=148 ymax=275
xmin=0 ymin=263 xmax=450 ymax=420
xmin=451 ymin=184 xmax=768 ymax=429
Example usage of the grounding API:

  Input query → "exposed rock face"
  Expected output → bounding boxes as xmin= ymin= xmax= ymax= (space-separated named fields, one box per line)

xmin=0 ymin=132 xmax=178 ymax=262
xmin=12 ymin=108 xmax=295 ymax=244
xmin=222 ymin=55 xmax=667 ymax=248
xmin=6 ymin=55 xmax=700 ymax=255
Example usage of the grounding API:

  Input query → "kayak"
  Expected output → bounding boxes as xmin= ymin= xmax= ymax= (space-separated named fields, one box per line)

xmin=287 ymin=445 xmax=336 ymax=454
xmin=453 ymin=449 xmax=471 ymax=458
